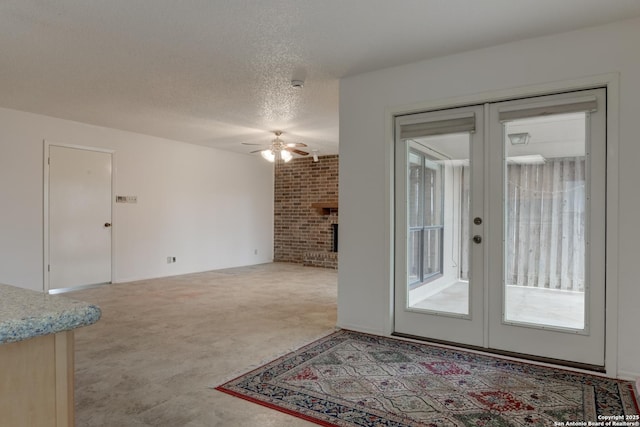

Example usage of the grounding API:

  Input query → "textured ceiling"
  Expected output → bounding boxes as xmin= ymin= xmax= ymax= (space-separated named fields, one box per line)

xmin=2 ymin=1 xmax=640 ymax=156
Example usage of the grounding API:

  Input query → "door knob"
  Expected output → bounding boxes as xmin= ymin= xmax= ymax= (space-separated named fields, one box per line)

xmin=472 ymin=235 xmax=482 ymax=244
xmin=104 ymin=222 xmax=112 ymax=228
xmin=474 ymin=217 xmax=483 ymax=225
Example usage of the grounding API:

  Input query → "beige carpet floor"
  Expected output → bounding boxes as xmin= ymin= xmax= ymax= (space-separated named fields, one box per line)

xmin=70 ymin=262 xmax=337 ymax=426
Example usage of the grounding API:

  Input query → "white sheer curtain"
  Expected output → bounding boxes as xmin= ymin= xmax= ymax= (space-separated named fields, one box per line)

xmin=459 ymin=158 xmax=585 ymax=291
xmin=506 ymin=157 xmax=585 ymax=291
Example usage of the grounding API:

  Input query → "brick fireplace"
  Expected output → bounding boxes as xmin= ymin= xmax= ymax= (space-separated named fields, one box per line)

xmin=274 ymin=154 xmax=338 ymax=269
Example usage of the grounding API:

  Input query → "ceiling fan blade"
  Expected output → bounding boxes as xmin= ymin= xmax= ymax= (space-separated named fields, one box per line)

xmin=242 ymin=142 xmax=265 ymax=146
xmin=286 ymin=142 xmax=308 ymax=148
xmin=249 ymin=149 xmax=266 ymax=154
xmin=287 ymin=148 xmax=309 ymax=156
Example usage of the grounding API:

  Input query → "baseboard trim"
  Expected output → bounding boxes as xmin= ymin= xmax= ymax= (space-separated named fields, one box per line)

xmin=617 ymin=370 xmax=640 ymax=383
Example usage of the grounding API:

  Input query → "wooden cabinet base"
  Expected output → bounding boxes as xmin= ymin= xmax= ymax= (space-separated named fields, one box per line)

xmin=0 ymin=331 xmax=75 ymax=427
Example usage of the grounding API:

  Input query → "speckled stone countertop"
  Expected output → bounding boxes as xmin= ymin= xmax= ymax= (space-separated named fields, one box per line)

xmin=0 ymin=283 xmax=101 ymax=344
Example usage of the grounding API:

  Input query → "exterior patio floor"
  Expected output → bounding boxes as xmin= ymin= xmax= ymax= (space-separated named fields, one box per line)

xmin=412 ymin=282 xmax=584 ymax=330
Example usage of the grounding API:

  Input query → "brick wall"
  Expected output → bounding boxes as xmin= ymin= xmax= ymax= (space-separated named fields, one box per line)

xmin=274 ymin=155 xmax=338 ymax=268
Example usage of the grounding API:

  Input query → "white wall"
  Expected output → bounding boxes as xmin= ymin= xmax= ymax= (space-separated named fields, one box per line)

xmin=0 ymin=108 xmax=274 ymax=290
xmin=338 ymin=17 xmax=640 ymax=378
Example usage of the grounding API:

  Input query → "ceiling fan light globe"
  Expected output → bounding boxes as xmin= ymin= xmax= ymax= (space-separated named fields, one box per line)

xmin=261 ymin=149 xmax=275 ymax=162
xmin=281 ymin=150 xmax=293 ymax=162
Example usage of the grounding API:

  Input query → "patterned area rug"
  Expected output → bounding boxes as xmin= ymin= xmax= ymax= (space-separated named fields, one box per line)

xmin=216 ymin=330 xmax=640 ymax=426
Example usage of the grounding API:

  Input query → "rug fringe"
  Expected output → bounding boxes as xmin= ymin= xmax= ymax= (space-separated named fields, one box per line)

xmin=207 ymin=327 xmax=339 ymax=389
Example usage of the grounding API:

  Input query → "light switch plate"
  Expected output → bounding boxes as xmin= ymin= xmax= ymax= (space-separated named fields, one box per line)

xmin=116 ymin=195 xmax=138 ymax=203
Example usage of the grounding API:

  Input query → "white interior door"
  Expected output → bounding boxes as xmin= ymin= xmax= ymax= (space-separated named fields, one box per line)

xmin=48 ymin=145 xmax=112 ymax=291
xmin=394 ymin=105 xmax=486 ymax=347
xmin=486 ymin=89 xmax=606 ymax=367
xmin=394 ymin=88 xmax=606 ymax=368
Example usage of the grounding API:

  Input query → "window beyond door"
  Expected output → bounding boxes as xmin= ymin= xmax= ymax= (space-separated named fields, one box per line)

xmin=408 ymin=149 xmax=444 ymax=286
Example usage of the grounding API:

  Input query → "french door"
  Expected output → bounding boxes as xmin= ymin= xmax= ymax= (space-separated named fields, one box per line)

xmin=394 ymin=88 xmax=606 ymax=367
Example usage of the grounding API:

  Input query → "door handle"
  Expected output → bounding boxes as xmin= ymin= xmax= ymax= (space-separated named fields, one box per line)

xmin=472 ymin=235 xmax=482 ymax=244
xmin=104 ymin=222 xmax=112 ymax=228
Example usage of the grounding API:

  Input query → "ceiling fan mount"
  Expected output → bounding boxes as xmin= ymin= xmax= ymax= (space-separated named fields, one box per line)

xmin=243 ymin=130 xmax=309 ymax=162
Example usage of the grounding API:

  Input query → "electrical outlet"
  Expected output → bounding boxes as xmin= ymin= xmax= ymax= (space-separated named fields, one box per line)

xmin=172 ymin=257 xmax=176 ymax=263
xmin=167 ymin=256 xmax=172 ymax=264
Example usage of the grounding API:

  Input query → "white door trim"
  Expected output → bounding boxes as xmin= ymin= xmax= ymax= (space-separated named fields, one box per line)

xmin=43 ymin=141 xmax=117 ymax=293
xmin=386 ymin=72 xmax=620 ymax=377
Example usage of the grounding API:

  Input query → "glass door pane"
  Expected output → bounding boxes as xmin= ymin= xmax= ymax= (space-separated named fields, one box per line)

xmin=407 ymin=135 xmax=470 ymax=316
xmin=503 ymin=113 xmax=587 ymax=330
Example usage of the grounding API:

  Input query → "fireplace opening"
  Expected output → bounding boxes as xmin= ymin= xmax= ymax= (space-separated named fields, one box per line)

xmin=331 ymin=224 xmax=338 ymax=253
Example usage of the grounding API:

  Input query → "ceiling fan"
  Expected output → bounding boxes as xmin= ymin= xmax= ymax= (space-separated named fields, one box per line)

xmin=243 ymin=131 xmax=309 ymax=163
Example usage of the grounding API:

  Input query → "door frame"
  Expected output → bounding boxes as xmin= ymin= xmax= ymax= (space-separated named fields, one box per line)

xmin=385 ymin=73 xmax=620 ymax=376
xmin=43 ymin=141 xmax=117 ymax=293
